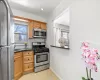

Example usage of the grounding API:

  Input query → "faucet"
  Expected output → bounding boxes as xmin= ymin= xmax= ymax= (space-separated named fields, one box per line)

xmin=14 ymin=45 xmax=16 ymax=49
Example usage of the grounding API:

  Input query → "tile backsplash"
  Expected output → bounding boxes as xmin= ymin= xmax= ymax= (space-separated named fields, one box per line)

xmin=15 ymin=38 xmax=46 ymax=49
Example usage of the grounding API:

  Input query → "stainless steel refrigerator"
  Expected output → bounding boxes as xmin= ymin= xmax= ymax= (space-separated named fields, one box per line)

xmin=0 ymin=0 xmax=14 ymax=80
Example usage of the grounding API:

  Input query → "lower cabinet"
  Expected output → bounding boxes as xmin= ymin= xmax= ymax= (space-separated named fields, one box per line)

xmin=14 ymin=51 xmax=34 ymax=80
xmin=23 ymin=51 xmax=34 ymax=74
xmin=14 ymin=52 xmax=23 ymax=80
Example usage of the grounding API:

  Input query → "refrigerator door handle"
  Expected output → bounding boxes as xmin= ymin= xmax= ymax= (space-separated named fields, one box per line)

xmin=0 ymin=48 xmax=3 ymax=79
xmin=0 ymin=45 xmax=10 ymax=48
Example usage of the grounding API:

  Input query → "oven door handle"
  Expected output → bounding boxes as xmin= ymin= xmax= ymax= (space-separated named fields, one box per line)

xmin=35 ymin=52 xmax=49 ymax=55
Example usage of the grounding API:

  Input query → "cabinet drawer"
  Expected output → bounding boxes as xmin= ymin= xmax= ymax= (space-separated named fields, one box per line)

xmin=23 ymin=51 xmax=33 ymax=56
xmin=14 ymin=52 xmax=22 ymax=59
xmin=24 ymin=63 xmax=33 ymax=72
xmin=23 ymin=56 xmax=33 ymax=63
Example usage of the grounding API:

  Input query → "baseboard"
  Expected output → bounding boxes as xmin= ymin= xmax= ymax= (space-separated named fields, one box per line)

xmin=50 ymin=67 xmax=63 ymax=80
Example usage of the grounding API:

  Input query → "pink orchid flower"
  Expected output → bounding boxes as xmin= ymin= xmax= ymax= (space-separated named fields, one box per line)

xmin=81 ymin=42 xmax=100 ymax=72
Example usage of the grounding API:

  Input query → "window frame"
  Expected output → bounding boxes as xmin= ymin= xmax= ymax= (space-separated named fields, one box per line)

xmin=61 ymin=30 xmax=69 ymax=46
xmin=61 ymin=29 xmax=69 ymax=39
xmin=53 ymin=26 xmax=69 ymax=47
xmin=14 ymin=21 xmax=28 ymax=44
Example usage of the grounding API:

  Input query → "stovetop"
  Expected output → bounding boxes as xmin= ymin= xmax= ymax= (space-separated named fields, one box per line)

xmin=33 ymin=47 xmax=49 ymax=53
xmin=32 ymin=42 xmax=49 ymax=53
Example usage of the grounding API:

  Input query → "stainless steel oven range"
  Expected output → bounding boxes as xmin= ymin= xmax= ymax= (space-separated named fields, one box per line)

xmin=32 ymin=42 xmax=49 ymax=72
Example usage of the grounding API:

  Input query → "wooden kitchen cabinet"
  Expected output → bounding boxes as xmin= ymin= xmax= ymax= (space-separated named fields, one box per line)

xmin=14 ymin=52 xmax=23 ymax=80
xmin=33 ymin=21 xmax=41 ymax=29
xmin=33 ymin=21 xmax=47 ymax=30
xmin=29 ymin=21 xmax=34 ymax=38
xmin=23 ymin=51 xmax=33 ymax=56
xmin=23 ymin=63 xmax=34 ymax=72
xmin=23 ymin=51 xmax=34 ymax=73
xmin=23 ymin=56 xmax=33 ymax=63
xmin=28 ymin=20 xmax=47 ymax=38
xmin=14 ymin=51 xmax=34 ymax=80
xmin=41 ymin=23 xmax=47 ymax=30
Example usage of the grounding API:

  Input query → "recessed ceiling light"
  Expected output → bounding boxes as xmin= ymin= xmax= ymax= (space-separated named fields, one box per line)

xmin=41 ymin=8 xmax=44 ymax=11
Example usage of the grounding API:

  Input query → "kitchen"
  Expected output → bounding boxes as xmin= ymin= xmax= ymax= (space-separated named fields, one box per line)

xmin=0 ymin=0 xmax=100 ymax=80
xmin=14 ymin=16 xmax=50 ymax=80
xmin=0 ymin=0 xmax=63 ymax=80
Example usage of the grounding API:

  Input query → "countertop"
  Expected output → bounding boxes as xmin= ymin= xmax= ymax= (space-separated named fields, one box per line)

xmin=50 ymin=45 xmax=70 ymax=50
xmin=14 ymin=48 xmax=32 ymax=53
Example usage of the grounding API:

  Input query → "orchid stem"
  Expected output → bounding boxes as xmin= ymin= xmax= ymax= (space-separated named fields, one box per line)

xmin=90 ymin=69 xmax=91 ymax=80
xmin=86 ymin=67 xmax=89 ymax=79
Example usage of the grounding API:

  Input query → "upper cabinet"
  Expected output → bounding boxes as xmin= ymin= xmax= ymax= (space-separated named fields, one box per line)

xmin=33 ymin=21 xmax=47 ymax=30
xmin=41 ymin=23 xmax=47 ymax=30
xmin=33 ymin=21 xmax=41 ymax=29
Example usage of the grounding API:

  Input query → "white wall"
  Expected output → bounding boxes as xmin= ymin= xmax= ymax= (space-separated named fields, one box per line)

xmin=47 ymin=0 xmax=100 ymax=80
xmin=12 ymin=8 xmax=47 ymax=22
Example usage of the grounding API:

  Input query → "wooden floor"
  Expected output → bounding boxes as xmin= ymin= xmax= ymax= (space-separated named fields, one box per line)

xmin=19 ymin=69 xmax=60 ymax=80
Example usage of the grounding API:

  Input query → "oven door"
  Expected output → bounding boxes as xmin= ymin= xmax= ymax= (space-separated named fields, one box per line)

xmin=35 ymin=52 xmax=49 ymax=67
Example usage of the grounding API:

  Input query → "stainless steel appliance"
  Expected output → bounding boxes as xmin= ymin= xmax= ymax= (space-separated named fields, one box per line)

xmin=0 ymin=0 xmax=14 ymax=80
xmin=33 ymin=29 xmax=46 ymax=38
xmin=32 ymin=42 xmax=49 ymax=72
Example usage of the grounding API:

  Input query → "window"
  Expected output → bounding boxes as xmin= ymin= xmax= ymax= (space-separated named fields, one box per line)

xmin=53 ymin=24 xmax=69 ymax=47
xmin=14 ymin=21 xmax=28 ymax=43
xmin=52 ymin=8 xmax=70 ymax=48
xmin=61 ymin=30 xmax=69 ymax=46
xmin=61 ymin=30 xmax=69 ymax=39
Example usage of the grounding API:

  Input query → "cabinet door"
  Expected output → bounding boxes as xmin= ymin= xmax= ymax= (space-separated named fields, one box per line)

xmin=41 ymin=23 xmax=47 ymax=30
xmin=29 ymin=21 xmax=34 ymax=38
xmin=14 ymin=53 xmax=23 ymax=80
xmin=33 ymin=21 xmax=41 ymax=29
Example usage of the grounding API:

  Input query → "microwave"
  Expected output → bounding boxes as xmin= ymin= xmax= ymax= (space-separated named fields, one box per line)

xmin=33 ymin=29 xmax=46 ymax=38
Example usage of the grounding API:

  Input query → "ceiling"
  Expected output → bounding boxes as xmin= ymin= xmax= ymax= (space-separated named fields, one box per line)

xmin=54 ymin=9 xmax=70 ymax=26
xmin=8 ymin=0 xmax=62 ymax=18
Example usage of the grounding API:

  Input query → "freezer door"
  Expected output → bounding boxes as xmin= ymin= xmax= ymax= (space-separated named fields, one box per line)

xmin=0 ymin=0 xmax=8 ymax=46
xmin=0 ymin=45 xmax=14 ymax=80
xmin=0 ymin=0 xmax=14 ymax=46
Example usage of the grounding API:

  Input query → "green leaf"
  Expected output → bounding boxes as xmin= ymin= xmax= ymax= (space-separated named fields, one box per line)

xmin=82 ymin=77 xmax=87 ymax=80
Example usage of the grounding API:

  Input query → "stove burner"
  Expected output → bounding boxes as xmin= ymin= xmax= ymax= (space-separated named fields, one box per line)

xmin=33 ymin=46 xmax=49 ymax=53
xmin=32 ymin=42 xmax=49 ymax=53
